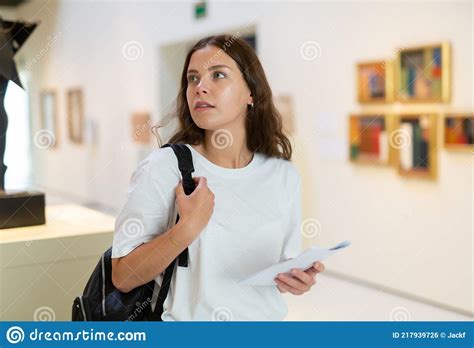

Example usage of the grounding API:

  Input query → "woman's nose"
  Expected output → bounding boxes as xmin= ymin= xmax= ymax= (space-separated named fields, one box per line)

xmin=195 ymin=78 xmax=209 ymax=95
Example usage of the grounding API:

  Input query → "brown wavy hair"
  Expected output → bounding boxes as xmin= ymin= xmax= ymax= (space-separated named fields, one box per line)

xmin=152 ymin=33 xmax=292 ymax=160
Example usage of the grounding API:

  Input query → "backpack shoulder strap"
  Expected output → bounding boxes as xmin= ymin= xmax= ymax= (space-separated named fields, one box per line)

xmin=161 ymin=143 xmax=195 ymax=195
xmin=150 ymin=143 xmax=196 ymax=320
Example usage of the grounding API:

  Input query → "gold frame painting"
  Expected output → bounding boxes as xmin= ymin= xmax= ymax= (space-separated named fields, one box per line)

xmin=443 ymin=113 xmax=474 ymax=152
xmin=131 ymin=112 xmax=152 ymax=144
xmin=356 ymin=60 xmax=394 ymax=103
xmin=349 ymin=114 xmax=394 ymax=165
xmin=393 ymin=113 xmax=438 ymax=180
xmin=39 ymin=90 xmax=58 ymax=148
xmin=394 ymin=42 xmax=451 ymax=103
xmin=66 ymin=88 xmax=84 ymax=144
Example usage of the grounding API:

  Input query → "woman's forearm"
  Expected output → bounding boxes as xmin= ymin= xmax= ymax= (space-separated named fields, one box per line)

xmin=111 ymin=221 xmax=194 ymax=293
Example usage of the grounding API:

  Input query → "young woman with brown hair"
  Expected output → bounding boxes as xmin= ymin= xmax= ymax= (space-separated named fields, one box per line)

xmin=111 ymin=34 xmax=325 ymax=321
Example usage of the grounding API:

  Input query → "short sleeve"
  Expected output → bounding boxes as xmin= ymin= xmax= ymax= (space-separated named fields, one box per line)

xmin=280 ymin=173 xmax=303 ymax=262
xmin=111 ymin=149 xmax=179 ymax=259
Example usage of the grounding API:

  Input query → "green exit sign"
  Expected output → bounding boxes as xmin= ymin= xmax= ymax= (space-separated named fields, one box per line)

xmin=195 ymin=1 xmax=207 ymax=19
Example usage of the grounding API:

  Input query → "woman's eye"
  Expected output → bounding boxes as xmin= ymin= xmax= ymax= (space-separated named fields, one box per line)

xmin=187 ymin=72 xmax=225 ymax=83
xmin=213 ymin=71 xmax=226 ymax=79
xmin=187 ymin=75 xmax=198 ymax=83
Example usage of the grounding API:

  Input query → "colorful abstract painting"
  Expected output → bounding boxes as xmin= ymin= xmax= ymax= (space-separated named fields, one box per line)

xmin=395 ymin=114 xmax=437 ymax=180
xmin=444 ymin=114 xmax=474 ymax=150
xmin=349 ymin=115 xmax=389 ymax=164
xmin=357 ymin=62 xmax=390 ymax=103
xmin=397 ymin=43 xmax=450 ymax=102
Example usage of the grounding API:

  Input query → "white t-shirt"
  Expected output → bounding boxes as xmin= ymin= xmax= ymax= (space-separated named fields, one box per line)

xmin=111 ymin=143 xmax=302 ymax=321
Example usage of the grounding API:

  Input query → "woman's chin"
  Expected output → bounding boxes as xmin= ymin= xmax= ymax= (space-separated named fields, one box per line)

xmin=193 ymin=115 xmax=229 ymax=131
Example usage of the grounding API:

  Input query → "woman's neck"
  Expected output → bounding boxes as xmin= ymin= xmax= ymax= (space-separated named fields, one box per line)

xmin=194 ymin=131 xmax=254 ymax=169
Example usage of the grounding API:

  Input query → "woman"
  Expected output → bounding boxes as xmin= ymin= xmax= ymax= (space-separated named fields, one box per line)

xmin=111 ymin=34 xmax=325 ymax=321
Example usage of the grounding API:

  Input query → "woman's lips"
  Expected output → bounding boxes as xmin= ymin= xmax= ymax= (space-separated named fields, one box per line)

xmin=195 ymin=106 xmax=215 ymax=112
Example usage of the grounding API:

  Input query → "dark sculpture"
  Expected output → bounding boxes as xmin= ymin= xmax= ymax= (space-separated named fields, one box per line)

xmin=0 ymin=17 xmax=45 ymax=229
xmin=0 ymin=17 xmax=38 ymax=191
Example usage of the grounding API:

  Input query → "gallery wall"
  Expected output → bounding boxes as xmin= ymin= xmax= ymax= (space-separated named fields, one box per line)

xmin=5 ymin=1 xmax=472 ymax=314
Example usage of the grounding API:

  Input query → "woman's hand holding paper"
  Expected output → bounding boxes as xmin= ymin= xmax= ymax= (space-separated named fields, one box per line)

xmin=275 ymin=262 xmax=325 ymax=295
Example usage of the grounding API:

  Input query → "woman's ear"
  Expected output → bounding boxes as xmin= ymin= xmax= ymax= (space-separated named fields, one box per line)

xmin=247 ymin=93 xmax=253 ymax=105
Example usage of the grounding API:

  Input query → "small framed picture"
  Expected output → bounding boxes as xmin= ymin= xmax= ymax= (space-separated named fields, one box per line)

xmin=356 ymin=61 xmax=393 ymax=103
xmin=39 ymin=90 xmax=58 ymax=147
xmin=443 ymin=113 xmax=474 ymax=151
xmin=131 ymin=112 xmax=152 ymax=144
xmin=395 ymin=42 xmax=450 ymax=103
xmin=66 ymin=89 xmax=84 ymax=144
xmin=349 ymin=114 xmax=393 ymax=165
xmin=393 ymin=113 xmax=437 ymax=180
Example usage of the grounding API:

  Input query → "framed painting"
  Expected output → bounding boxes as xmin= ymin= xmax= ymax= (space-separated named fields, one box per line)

xmin=357 ymin=61 xmax=393 ymax=103
xmin=395 ymin=42 xmax=450 ymax=103
xmin=39 ymin=90 xmax=58 ymax=147
xmin=349 ymin=114 xmax=393 ymax=165
xmin=443 ymin=113 xmax=474 ymax=151
xmin=131 ymin=112 xmax=152 ymax=144
xmin=66 ymin=89 xmax=84 ymax=144
xmin=393 ymin=113 xmax=437 ymax=180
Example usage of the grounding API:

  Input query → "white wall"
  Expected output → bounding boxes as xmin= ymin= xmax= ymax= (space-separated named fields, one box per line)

xmin=12 ymin=0 xmax=472 ymax=314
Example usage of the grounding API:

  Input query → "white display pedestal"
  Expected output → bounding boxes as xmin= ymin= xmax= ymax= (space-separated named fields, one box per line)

xmin=0 ymin=204 xmax=115 ymax=321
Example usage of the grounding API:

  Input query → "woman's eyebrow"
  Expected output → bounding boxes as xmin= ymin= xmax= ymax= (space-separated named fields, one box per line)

xmin=187 ymin=64 xmax=232 ymax=74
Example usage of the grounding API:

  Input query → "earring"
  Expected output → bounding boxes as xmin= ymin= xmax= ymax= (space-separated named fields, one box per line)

xmin=248 ymin=102 xmax=254 ymax=108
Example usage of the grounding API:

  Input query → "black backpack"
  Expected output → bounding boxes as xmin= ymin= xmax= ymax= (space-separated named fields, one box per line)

xmin=72 ymin=143 xmax=195 ymax=321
